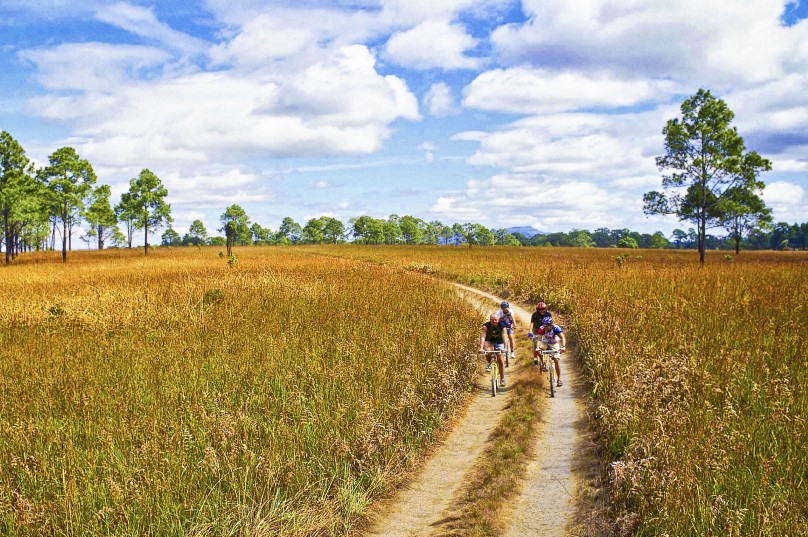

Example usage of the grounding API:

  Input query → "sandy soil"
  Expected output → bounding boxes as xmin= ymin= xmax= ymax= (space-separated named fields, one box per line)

xmin=362 ymin=285 xmax=587 ymax=537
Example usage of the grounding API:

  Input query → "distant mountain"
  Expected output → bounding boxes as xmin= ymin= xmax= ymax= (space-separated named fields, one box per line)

xmin=507 ymin=226 xmax=545 ymax=238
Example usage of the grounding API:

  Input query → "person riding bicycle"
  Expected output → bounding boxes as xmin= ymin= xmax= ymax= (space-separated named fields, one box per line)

xmin=497 ymin=301 xmax=516 ymax=364
xmin=479 ymin=313 xmax=507 ymax=387
xmin=528 ymin=302 xmax=552 ymax=365
xmin=534 ymin=315 xmax=566 ymax=387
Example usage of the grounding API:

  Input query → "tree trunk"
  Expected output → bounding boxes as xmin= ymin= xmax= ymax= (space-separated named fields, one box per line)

xmin=62 ymin=220 xmax=68 ymax=263
xmin=144 ymin=224 xmax=149 ymax=256
xmin=97 ymin=225 xmax=103 ymax=250
xmin=3 ymin=211 xmax=9 ymax=265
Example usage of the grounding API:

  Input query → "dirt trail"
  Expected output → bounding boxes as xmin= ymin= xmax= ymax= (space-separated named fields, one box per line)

xmin=362 ymin=285 xmax=586 ymax=537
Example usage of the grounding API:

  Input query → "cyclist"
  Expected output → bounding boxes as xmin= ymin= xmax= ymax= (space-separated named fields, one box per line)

xmin=528 ymin=302 xmax=552 ymax=368
xmin=498 ymin=301 xmax=516 ymax=365
xmin=535 ymin=315 xmax=565 ymax=386
xmin=479 ymin=313 xmax=507 ymax=387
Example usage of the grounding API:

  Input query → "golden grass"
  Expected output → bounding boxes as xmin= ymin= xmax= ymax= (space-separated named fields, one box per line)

xmin=0 ymin=247 xmax=482 ymax=536
xmin=310 ymin=245 xmax=807 ymax=537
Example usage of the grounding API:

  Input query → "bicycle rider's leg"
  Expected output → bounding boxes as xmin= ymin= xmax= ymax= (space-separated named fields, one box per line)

xmin=495 ymin=343 xmax=506 ymax=382
xmin=551 ymin=342 xmax=562 ymax=384
xmin=483 ymin=341 xmax=495 ymax=367
xmin=538 ymin=341 xmax=550 ymax=370
xmin=507 ymin=328 xmax=514 ymax=357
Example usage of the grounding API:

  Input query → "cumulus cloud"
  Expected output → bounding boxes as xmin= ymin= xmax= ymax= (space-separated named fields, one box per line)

xmin=23 ymin=43 xmax=419 ymax=167
xmin=491 ymin=0 xmax=800 ymax=86
xmin=424 ymin=82 xmax=458 ymax=116
xmin=763 ymin=181 xmax=808 ymax=220
xmin=384 ymin=20 xmax=481 ymax=70
xmin=460 ymin=109 xmax=665 ymax=179
xmin=463 ymin=67 xmax=676 ymax=113
xmin=430 ymin=173 xmax=628 ymax=229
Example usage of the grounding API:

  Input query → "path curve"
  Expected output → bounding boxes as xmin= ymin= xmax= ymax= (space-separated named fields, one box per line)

xmin=362 ymin=284 xmax=586 ymax=536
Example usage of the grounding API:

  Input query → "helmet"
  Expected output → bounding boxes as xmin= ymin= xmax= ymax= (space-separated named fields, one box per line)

xmin=542 ymin=316 xmax=554 ymax=326
xmin=500 ymin=301 xmax=509 ymax=309
xmin=536 ymin=302 xmax=547 ymax=310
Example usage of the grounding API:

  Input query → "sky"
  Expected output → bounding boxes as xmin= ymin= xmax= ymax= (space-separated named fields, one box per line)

xmin=1 ymin=0 xmax=807 ymax=240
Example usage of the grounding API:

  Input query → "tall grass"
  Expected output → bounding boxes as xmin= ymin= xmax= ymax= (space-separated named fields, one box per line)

xmin=0 ymin=247 xmax=481 ymax=536
xmin=312 ymin=245 xmax=807 ymax=536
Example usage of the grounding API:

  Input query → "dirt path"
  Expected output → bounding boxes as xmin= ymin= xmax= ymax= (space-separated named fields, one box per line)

xmin=362 ymin=284 xmax=588 ymax=536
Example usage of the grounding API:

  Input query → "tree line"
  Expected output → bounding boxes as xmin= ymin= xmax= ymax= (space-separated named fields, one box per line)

xmin=3 ymin=85 xmax=807 ymax=269
xmin=0 ymin=130 xmax=171 ymax=263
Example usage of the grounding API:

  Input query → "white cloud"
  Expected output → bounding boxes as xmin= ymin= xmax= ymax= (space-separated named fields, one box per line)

xmin=24 ymin=44 xmax=419 ymax=167
xmin=418 ymin=141 xmax=437 ymax=162
xmin=463 ymin=109 xmax=664 ymax=179
xmin=492 ymin=0 xmax=799 ymax=86
xmin=763 ymin=181 xmax=807 ymax=220
xmin=384 ymin=19 xmax=481 ymax=70
xmin=95 ymin=2 xmax=206 ymax=54
xmin=463 ymin=67 xmax=675 ymax=113
xmin=314 ymin=180 xmax=329 ymax=189
xmin=430 ymin=173 xmax=627 ymax=229
xmin=424 ymin=82 xmax=457 ymax=116
xmin=19 ymin=43 xmax=169 ymax=92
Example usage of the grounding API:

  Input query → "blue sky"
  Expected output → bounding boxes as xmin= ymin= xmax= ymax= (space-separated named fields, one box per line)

xmin=2 ymin=0 xmax=807 ymax=241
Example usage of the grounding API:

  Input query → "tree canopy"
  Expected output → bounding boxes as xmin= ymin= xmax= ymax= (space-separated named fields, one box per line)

xmin=644 ymin=88 xmax=771 ymax=263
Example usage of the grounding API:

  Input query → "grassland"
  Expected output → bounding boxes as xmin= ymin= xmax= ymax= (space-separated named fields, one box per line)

xmin=311 ymin=245 xmax=807 ymax=537
xmin=0 ymin=247 xmax=481 ymax=536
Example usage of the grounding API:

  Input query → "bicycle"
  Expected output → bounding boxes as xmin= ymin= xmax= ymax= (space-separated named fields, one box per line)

xmin=528 ymin=333 xmax=562 ymax=398
xmin=539 ymin=348 xmax=561 ymax=398
xmin=479 ymin=349 xmax=505 ymax=397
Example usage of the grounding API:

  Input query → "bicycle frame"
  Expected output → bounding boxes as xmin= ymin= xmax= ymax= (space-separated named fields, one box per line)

xmin=540 ymin=349 xmax=560 ymax=398
xmin=480 ymin=349 xmax=504 ymax=396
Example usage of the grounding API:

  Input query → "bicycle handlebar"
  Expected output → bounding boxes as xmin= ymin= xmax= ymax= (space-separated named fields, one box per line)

xmin=479 ymin=349 xmax=505 ymax=355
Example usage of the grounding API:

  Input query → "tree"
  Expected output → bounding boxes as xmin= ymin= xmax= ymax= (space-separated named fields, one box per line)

xmin=84 ymin=184 xmax=118 ymax=250
xmin=161 ymin=227 xmax=181 ymax=246
xmin=322 ymin=216 xmax=345 ymax=243
xmin=277 ymin=217 xmax=302 ymax=245
xmin=644 ymin=89 xmax=771 ymax=263
xmin=250 ymin=222 xmax=272 ymax=245
xmin=616 ymin=236 xmax=639 ymax=248
xmin=570 ymin=229 xmax=595 ymax=248
xmin=115 ymin=191 xmax=138 ymax=249
xmin=382 ymin=218 xmax=402 ymax=244
xmin=126 ymin=169 xmax=171 ymax=256
xmin=649 ymin=231 xmax=670 ymax=249
xmin=717 ymin=186 xmax=772 ymax=254
xmin=220 ymin=204 xmax=251 ymax=257
xmin=400 ymin=215 xmax=425 ymax=244
xmin=0 ymin=131 xmax=35 ymax=264
xmin=39 ymin=147 xmax=97 ymax=262
xmin=185 ymin=219 xmax=208 ymax=246
xmin=302 ymin=217 xmax=325 ymax=244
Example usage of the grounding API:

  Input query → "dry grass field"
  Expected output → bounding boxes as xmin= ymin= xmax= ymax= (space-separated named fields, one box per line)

xmin=312 ymin=245 xmax=806 ymax=537
xmin=0 ymin=247 xmax=481 ymax=536
xmin=2 ymin=245 xmax=805 ymax=536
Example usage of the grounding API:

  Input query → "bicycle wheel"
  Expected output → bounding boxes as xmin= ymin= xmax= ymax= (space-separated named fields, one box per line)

xmin=491 ymin=361 xmax=498 ymax=397
xmin=548 ymin=358 xmax=555 ymax=398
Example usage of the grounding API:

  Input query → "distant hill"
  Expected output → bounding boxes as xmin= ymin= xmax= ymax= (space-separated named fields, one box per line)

xmin=507 ymin=226 xmax=545 ymax=238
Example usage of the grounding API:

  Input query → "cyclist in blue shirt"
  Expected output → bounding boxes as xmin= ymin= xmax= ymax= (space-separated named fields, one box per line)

xmin=497 ymin=301 xmax=516 ymax=365
xmin=534 ymin=316 xmax=566 ymax=387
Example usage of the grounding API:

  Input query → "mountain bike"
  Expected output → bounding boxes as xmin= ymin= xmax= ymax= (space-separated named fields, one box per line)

xmin=539 ymin=348 xmax=565 ymax=398
xmin=480 ymin=349 xmax=504 ymax=397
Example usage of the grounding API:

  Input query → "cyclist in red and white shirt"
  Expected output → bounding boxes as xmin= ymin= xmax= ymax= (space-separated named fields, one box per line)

xmin=534 ymin=315 xmax=566 ymax=387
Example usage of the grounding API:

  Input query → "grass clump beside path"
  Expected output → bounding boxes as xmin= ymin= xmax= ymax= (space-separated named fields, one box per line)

xmin=313 ymin=245 xmax=807 ymax=537
xmin=0 ymin=247 xmax=481 ymax=536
